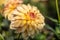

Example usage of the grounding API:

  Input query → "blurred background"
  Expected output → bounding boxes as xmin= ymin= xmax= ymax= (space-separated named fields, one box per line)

xmin=0 ymin=0 xmax=60 ymax=40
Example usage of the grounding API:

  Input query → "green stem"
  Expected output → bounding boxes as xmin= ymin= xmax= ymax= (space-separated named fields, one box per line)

xmin=46 ymin=25 xmax=60 ymax=39
xmin=56 ymin=0 xmax=60 ymax=24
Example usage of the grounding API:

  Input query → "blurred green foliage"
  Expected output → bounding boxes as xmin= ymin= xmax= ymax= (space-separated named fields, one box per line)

xmin=0 ymin=0 xmax=60 ymax=40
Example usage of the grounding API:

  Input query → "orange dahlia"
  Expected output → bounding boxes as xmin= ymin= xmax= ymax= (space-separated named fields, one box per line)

xmin=3 ymin=0 xmax=23 ymax=19
xmin=7 ymin=4 xmax=45 ymax=39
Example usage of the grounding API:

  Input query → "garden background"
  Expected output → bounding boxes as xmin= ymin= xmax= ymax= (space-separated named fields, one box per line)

xmin=0 ymin=0 xmax=60 ymax=40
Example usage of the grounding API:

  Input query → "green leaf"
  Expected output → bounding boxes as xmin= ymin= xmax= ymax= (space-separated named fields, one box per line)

xmin=46 ymin=16 xmax=58 ymax=23
xmin=45 ymin=24 xmax=55 ymax=32
xmin=45 ymin=24 xmax=60 ymax=39
xmin=0 ymin=34 xmax=4 ymax=40
xmin=55 ymin=24 xmax=60 ymax=37
xmin=33 ymin=33 xmax=46 ymax=40
xmin=56 ymin=27 xmax=60 ymax=34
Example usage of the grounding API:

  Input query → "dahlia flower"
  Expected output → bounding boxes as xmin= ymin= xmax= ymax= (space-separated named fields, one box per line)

xmin=4 ymin=0 xmax=23 ymax=6
xmin=3 ymin=0 xmax=23 ymax=19
xmin=3 ymin=3 xmax=45 ymax=40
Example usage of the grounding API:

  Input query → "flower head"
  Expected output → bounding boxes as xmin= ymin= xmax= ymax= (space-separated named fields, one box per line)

xmin=3 ymin=0 xmax=23 ymax=18
xmin=8 ymin=4 xmax=45 ymax=39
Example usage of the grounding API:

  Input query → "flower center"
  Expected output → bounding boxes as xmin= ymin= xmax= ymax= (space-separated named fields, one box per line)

xmin=29 ymin=12 xmax=36 ymax=19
